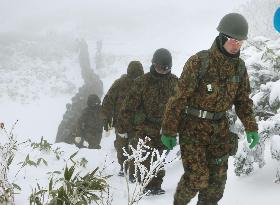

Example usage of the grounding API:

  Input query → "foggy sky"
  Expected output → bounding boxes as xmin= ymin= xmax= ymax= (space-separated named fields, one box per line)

xmin=0 ymin=0 xmax=251 ymax=56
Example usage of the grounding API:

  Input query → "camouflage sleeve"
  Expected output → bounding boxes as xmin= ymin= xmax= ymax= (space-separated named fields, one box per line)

xmin=117 ymin=79 xmax=143 ymax=134
xmin=234 ymin=67 xmax=258 ymax=132
xmin=101 ymin=80 xmax=119 ymax=120
xmin=161 ymin=55 xmax=200 ymax=136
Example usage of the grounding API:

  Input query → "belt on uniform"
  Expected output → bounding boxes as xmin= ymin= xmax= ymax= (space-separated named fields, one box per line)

xmin=185 ymin=106 xmax=225 ymax=120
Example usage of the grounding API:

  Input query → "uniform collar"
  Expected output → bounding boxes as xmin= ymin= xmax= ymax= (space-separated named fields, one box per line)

xmin=210 ymin=37 xmax=240 ymax=65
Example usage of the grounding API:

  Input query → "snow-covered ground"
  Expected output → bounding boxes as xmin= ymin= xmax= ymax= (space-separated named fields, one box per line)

xmin=1 ymin=107 xmax=280 ymax=205
xmin=1 ymin=0 xmax=280 ymax=204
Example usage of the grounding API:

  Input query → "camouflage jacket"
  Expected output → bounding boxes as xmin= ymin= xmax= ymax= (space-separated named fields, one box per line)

xmin=118 ymin=71 xmax=178 ymax=137
xmin=101 ymin=74 xmax=136 ymax=127
xmin=162 ymin=40 xmax=258 ymax=136
xmin=78 ymin=105 xmax=103 ymax=136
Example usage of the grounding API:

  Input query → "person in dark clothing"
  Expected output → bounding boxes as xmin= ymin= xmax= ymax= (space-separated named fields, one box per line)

xmin=75 ymin=94 xmax=103 ymax=149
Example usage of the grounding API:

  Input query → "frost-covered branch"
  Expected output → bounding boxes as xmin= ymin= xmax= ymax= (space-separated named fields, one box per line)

xmin=123 ymin=137 xmax=167 ymax=205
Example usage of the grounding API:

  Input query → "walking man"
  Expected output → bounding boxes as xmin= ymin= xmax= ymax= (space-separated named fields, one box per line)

xmin=101 ymin=61 xmax=144 ymax=176
xmin=161 ymin=13 xmax=259 ymax=204
xmin=118 ymin=48 xmax=178 ymax=195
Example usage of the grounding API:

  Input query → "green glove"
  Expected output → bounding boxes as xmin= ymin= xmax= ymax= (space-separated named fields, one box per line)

xmin=246 ymin=131 xmax=259 ymax=149
xmin=161 ymin=135 xmax=177 ymax=150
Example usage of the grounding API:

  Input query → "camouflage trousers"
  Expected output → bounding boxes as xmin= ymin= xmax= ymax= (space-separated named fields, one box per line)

xmin=114 ymin=130 xmax=136 ymax=175
xmin=174 ymin=116 xmax=233 ymax=205
xmin=114 ymin=133 xmax=129 ymax=170
xmin=129 ymin=132 xmax=165 ymax=190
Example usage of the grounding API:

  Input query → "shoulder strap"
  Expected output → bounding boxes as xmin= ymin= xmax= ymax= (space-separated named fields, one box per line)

xmin=238 ymin=59 xmax=246 ymax=79
xmin=196 ymin=50 xmax=209 ymax=80
xmin=230 ymin=59 xmax=246 ymax=83
xmin=196 ymin=50 xmax=246 ymax=84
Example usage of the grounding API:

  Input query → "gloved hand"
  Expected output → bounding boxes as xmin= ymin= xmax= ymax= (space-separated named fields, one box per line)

xmin=246 ymin=131 xmax=259 ymax=149
xmin=83 ymin=140 xmax=89 ymax=148
xmin=161 ymin=135 xmax=177 ymax=150
xmin=75 ymin=137 xmax=82 ymax=144
xmin=118 ymin=133 xmax=128 ymax=139
xmin=103 ymin=119 xmax=112 ymax=131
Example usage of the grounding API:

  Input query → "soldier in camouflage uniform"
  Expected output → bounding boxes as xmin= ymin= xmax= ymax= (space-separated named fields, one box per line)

xmin=161 ymin=13 xmax=260 ymax=205
xmin=74 ymin=94 xmax=103 ymax=149
xmin=101 ymin=61 xmax=144 ymax=177
xmin=117 ymin=48 xmax=178 ymax=195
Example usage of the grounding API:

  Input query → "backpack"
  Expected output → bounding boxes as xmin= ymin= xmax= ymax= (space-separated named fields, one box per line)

xmin=196 ymin=50 xmax=246 ymax=84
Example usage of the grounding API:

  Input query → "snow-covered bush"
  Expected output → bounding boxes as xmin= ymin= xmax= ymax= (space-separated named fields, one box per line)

xmin=29 ymin=152 xmax=112 ymax=205
xmin=233 ymin=36 xmax=280 ymax=181
xmin=0 ymin=121 xmax=21 ymax=205
xmin=234 ymin=140 xmax=265 ymax=176
xmin=271 ymin=135 xmax=280 ymax=183
xmin=0 ymin=121 xmax=113 ymax=204
xmin=123 ymin=137 xmax=167 ymax=205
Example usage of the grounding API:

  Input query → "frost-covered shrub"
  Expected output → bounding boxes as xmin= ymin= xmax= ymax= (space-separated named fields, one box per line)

xmin=271 ymin=135 xmax=280 ymax=183
xmin=271 ymin=135 xmax=280 ymax=161
xmin=233 ymin=36 xmax=280 ymax=180
xmin=123 ymin=137 xmax=167 ymax=205
xmin=234 ymin=154 xmax=254 ymax=177
xmin=234 ymin=140 xmax=266 ymax=176
xmin=0 ymin=122 xmax=21 ymax=205
xmin=29 ymin=163 xmax=111 ymax=205
xmin=1 ymin=121 xmax=112 ymax=205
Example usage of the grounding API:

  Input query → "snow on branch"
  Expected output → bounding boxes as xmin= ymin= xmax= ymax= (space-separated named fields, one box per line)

xmin=122 ymin=136 xmax=167 ymax=205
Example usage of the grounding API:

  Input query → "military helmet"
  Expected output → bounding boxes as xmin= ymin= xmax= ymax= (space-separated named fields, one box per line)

xmin=152 ymin=48 xmax=172 ymax=68
xmin=217 ymin=13 xmax=248 ymax=40
xmin=87 ymin=94 xmax=101 ymax=107
xmin=127 ymin=61 xmax=144 ymax=79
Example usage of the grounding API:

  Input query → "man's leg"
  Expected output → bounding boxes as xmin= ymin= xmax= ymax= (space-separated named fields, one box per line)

xmin=114 ymin=133 xmax=129 ymax=175
xmin=127 ymin=131 xmax=136 ymax=182
xmin=174 ymin=143 xmax=209 ymax=204
xmin=174 ymin=175 xmax=198 ymax=205
xmin=94 ymin=132 xmax=102 ymax=148
xmin=197 ymin=157 xmax=228 ymax=205
xmin=128 ymin=134 xmax=142 ymax=181
xmin=143 ymin=136 xmax=166 ymax=194
xmin=86 ymin=133 xmax=101 ymax=149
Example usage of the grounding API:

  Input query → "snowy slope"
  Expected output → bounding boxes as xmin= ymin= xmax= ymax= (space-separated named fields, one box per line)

xmin=2 ymin=37 xmax=280 ymax=204
xmin=1 ymin=125 xmax=280 ymax=205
